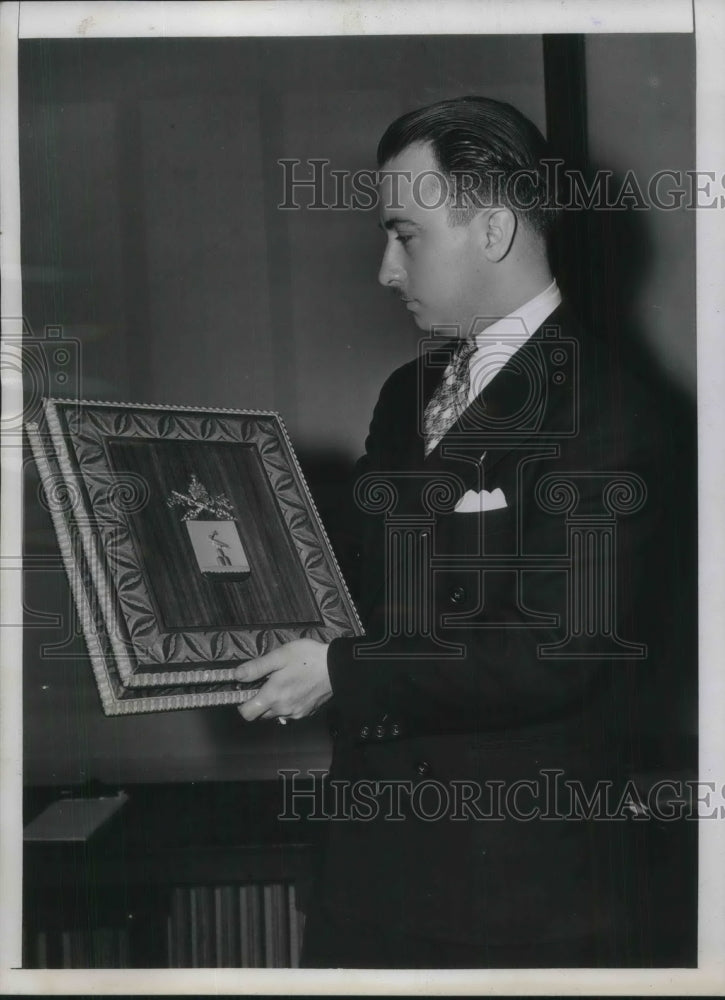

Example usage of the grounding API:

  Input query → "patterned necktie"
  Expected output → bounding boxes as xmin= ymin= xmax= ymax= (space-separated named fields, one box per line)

xmin=423 ymin=338 xmax=477 ymax=456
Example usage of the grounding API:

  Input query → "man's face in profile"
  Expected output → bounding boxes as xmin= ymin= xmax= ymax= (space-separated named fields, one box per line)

xmin=377 ymin=141 xmax=489 ymax=336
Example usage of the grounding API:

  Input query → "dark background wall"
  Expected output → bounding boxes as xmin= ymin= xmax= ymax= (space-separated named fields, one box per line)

xmin=20 ymin=33 xmax=695 ymax=786
xmin=585 ymin=33 xmax=696 ymax=391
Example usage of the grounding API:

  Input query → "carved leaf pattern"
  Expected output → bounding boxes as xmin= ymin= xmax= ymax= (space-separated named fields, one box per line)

xmin=211 ymin=631 xmax=227 ymax=659
xmin=129 ymin=615 xmax=158 ymax=641
xmin=158 ymin=634 xmax=178 ymax=660
xmin=286 ymin=508 xmax=307 ymax=534
xmin=56 ymin=402 xmax=359 ymax=675
xmin=257 ymin=435 xmax=279 ymax=458
xmin=157 ymin=413 xmax=174 ymax=437
xmin=199 ymin=417 xmax=217 ymax=439
xmin=216 ymin=418 xmax=241 ymax=441
xmin=171 ymin=416 xmax=201 ymax=438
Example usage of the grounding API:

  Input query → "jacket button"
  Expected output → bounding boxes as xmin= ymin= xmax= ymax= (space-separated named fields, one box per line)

xmin=390 ymin=723 xmax=401 ymax=737
xmin=414 ymin=760 xmax=432 ymax=777
xmin=330 ymin=726 xmax=339 ymax=740
xmin=449 ymin=585 xmax=466 ymax=604
xmin=374 ymin=724 xmax=385 ymax=739
xmin=359 ymin=725 xmax=370 ymax=740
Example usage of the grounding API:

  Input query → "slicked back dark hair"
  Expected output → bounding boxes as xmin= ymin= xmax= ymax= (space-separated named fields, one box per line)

xmin=377 ymin=95 xmax=559 ymax=237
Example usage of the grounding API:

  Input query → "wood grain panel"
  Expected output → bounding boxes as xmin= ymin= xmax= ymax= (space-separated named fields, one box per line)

xmin=106 ymin=438 xmax=322 ymax=629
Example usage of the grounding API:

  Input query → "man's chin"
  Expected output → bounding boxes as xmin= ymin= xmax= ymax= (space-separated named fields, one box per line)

xmin=410 ymin=312 xmax=457 ymax=336
xmin=406 ymin=307 xmax=433 ymax=332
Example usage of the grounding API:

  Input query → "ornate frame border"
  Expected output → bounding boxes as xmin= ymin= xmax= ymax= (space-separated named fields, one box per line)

xmin=28 ymin=398 xmax=362 ymax=715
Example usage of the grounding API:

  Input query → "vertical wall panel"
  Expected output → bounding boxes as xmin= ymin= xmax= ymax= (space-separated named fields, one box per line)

xmin=138 ymin=96 xmax=274 ymax=410
xmin=585 ymin=34 xmax=695 ymax=394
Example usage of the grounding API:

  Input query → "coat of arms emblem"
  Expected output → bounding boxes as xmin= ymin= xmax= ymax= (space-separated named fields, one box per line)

xmin=167 ymin=474 xmax=251 ymax=579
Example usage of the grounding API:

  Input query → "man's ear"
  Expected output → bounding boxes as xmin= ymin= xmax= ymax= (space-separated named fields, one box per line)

xmin=481 ymin=207 xmax=517 ymax=262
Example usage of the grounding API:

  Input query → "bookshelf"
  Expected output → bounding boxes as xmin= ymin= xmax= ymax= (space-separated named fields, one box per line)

xmin=23 ymin=781 xmax=317 ymax=968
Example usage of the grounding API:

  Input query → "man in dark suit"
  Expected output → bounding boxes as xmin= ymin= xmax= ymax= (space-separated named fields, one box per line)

xmin=235 ymin=97 xmax=671 ymax=967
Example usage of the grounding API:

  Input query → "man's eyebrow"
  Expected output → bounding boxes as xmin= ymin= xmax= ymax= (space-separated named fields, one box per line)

xmin=378 ymin=217 xmax=421 ymax=231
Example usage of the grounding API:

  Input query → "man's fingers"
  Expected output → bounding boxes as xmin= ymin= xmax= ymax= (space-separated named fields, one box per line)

xmin=234 ymin=649 xmax=282 ymax=683
xmin=237 ymin=698 xmax=290 ymax=723
xmin=235 ymin=638 xmax=331 ymax=723
xmin=238 ymin=695 xmax=271 ymax=722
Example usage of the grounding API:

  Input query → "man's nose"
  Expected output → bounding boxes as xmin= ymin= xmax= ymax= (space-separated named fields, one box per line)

xmin=378 ymin=242 xmax=405 ymax=288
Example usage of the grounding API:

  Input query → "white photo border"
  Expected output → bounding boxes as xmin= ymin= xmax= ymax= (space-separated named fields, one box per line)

xmin=1 ymin=0 xmax=723 ymax=994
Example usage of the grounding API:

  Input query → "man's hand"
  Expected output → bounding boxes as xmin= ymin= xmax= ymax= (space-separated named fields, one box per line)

xmin=235 ymin=638 xmax=332 ymax=722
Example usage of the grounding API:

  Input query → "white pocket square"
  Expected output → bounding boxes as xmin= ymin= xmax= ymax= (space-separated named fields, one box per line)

xmin=454 ymin=487 xmax=507 ymax=513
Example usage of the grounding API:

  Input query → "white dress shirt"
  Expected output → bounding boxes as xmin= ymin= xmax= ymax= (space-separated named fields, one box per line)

xmin=466 ymin=280 xmax=562 ymax=402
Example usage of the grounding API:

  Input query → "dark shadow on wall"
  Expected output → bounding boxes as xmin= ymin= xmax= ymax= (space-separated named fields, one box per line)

xmin=553 ymin=169 xmax=697 ymax=771
xmin=545 ymin=149 xmax=697 ymax=965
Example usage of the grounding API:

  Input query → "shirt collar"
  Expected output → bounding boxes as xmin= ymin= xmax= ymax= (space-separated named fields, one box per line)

xmin=472 ymin=279 xmax=562 ymax=348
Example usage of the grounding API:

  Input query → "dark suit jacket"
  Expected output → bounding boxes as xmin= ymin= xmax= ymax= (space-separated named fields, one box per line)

xmin=314 ymin=303 xmax=677 ymax=955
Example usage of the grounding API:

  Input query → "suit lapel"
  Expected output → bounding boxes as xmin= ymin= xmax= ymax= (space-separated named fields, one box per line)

xmin=424 ymin=303 xmax=575 ymax=482
xmin=356 ymin=305 xmax=578 ymax=621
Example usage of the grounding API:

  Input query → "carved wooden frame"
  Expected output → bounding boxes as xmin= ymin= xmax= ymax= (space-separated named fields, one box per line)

xmin=28 ymin=399 xmax=362 ymax=715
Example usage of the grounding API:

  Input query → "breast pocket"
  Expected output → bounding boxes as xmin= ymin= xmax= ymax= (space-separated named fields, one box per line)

xmin=442 ymin=504 xmax=516 ymax=557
